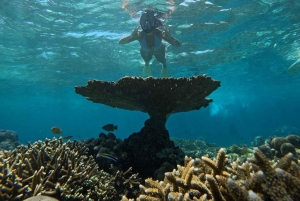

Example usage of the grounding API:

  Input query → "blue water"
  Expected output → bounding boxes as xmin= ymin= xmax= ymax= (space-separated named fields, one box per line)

xmin=0 ymin=0 xmax=299 ymax=146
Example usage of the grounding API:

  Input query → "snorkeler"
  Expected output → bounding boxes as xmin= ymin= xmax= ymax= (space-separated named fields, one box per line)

xmin=119 ymin=10 xmax=180 ymax=77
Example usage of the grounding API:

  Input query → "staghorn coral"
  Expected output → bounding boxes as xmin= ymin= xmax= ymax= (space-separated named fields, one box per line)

xmin=0 ymin=137 xmax=116 ymax=201
xmin=201 ymin=148 xmax=230 ymax=177
xmin=114 ymin=167 xmax=141 ymax=199
xmin=122 ymin=147 xmax=300 ymax=201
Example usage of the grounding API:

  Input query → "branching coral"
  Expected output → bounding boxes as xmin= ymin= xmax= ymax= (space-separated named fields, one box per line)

xmin=122 ymin=148 xmax=300 ymax=201
xmin=114 ymin=167 xmax=141 ymax=199
xmin=0 ymin=137 xmax=116 ymax=200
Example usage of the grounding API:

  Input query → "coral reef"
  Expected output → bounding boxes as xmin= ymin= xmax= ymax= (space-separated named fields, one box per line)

xmin=122 ymin=147 xmax=300 ymax=201
xmin=171 ymin=138 xmax=220 ymax=159
xmin=75 ymin=76 xmax=220 ymax=181
xmin=0 ymin=137 xmax=116 ymax=200
xmin=0 ymin=129 xmax=19 ymax=150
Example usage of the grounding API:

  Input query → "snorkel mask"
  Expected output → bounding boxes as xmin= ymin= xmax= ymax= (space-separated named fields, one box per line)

xmin=140 ymin=11 xmax=156 ymax=33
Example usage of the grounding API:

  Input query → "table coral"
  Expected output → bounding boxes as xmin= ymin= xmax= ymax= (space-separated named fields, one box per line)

xmin=75 ymin=76 xmax=220 ymax=126
xmin=75 ymin=76 xmax=220 ymax=181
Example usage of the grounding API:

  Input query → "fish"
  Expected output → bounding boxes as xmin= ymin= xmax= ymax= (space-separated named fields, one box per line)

xmin=102 ymin=124 xmax=118 ymax=132
xmin=62 ymin=135 xmax=73 ymax=140
xmin=97 ymin=153 xmax=118 ymax=162
xmin=51 ymin=126 xmax=62 ymax=134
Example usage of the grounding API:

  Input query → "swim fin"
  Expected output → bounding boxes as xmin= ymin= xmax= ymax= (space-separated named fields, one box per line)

xmin=142 ymin=64 xmax=152 ymax=77
xmin=161 ymin=67 xmax=169 ymax=77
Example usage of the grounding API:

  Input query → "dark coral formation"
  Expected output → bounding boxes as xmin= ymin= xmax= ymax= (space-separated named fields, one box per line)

xmin=83 ymin=132 xmax=124 ymax=172
xmin=0 ymin=129 xmax=19 ymax=150
xmin=286 ymin=134 xmax=300 ymax=148
xmin=75 ymin=76 xmax=220 ymax=125
xmin=76 ymin=76 xmax=220 ymax=181
xmin=83 ymin=126 xmax=184 ymax=181
xmin=0 ymin=137 xmax=116 ymax=200
xmin=270 ymin=137 xmax=290 ymax=151
xmin=122 ymin=118 xmax=185 ymax=180
xmin=122 ymin=147 xmax=300 ymax=201
xmin=270 ymin=134 xmax=300 ymax=158
xmin=251 ymin=134 xmax=300 ymax=159
xmin=258 ymin=144 xmax=274 ymax=159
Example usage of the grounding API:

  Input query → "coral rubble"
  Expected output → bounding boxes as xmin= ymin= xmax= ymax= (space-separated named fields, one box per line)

xmin=0 ymin=137 xmax=116 ymax=200
xmin=171 ymin=138 xmax=220 ymax=159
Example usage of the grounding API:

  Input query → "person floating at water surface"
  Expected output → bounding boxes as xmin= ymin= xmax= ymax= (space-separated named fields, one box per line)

xmin=119 ymin=10 xmax=180 ymax=77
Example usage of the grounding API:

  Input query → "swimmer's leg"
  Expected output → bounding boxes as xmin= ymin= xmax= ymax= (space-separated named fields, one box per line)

xmin=154 ymin=45 xmax=168 ymax=77
xmin=142 ymin=64 xmax=152 ymax=77
xmin=160 ymin=66 xmax=169 ymax=78
xmin=140 ymin=49 xmax=153 ymax=77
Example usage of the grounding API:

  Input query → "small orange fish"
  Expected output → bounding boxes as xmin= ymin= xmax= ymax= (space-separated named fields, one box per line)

xmin=51 ymin=126 xmax=62 ymax=134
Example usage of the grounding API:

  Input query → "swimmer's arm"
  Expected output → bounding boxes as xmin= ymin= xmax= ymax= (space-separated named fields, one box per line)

xmin=163 ymin=35 xmax=180 ymax=46
xmin=119 ymin=27 xmax=140 ymax=44
xmin=119 ymin=34 xmax=138 ymax=44
xmin=162 ymin=27 xmax=180 ymax=46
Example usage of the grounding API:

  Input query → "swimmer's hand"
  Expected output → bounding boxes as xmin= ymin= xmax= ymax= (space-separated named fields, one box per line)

xmin=119 ymin=26 xmax=140 ymax=44
xmin=130 ymin=26 xmax=140 ymax=38
xmin=162 ymin=26 xmax=171 ymax=38
xmin=162 ymin=26 xmax=180 ymax=46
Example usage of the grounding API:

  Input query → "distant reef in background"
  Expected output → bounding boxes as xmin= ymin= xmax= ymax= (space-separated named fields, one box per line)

xmin=0 ymin=129 xmax=19 ymax=150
